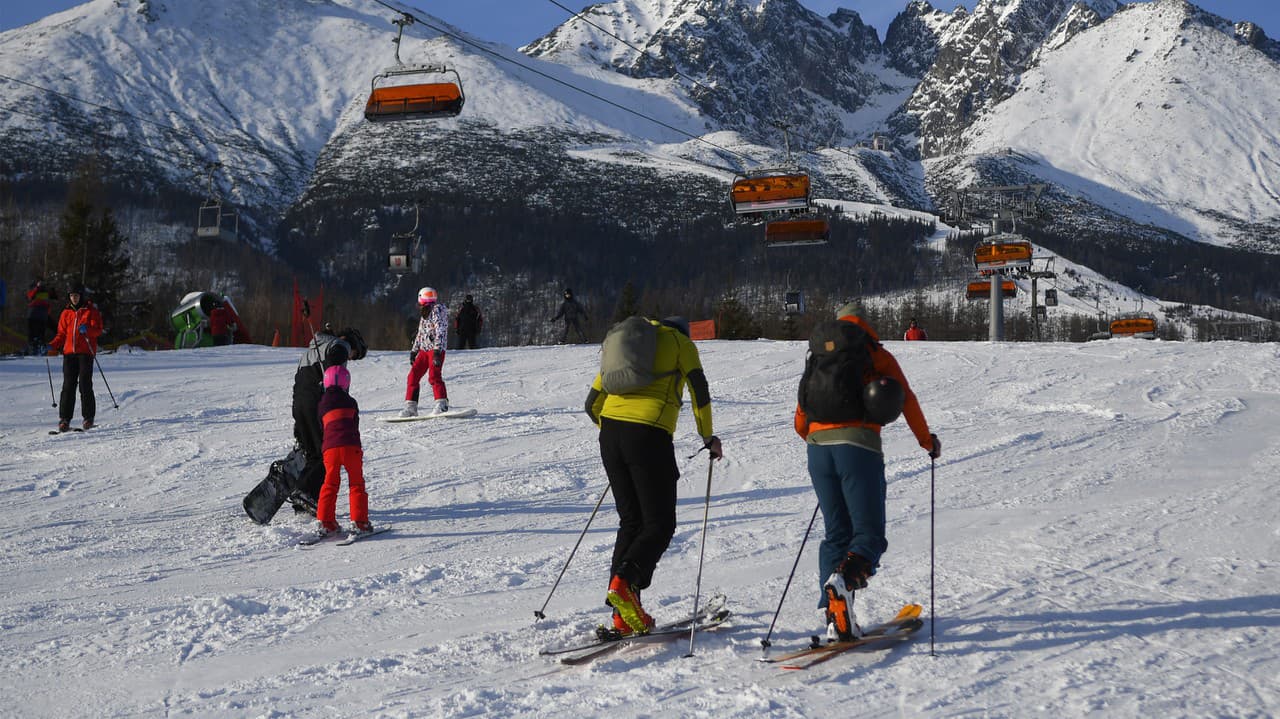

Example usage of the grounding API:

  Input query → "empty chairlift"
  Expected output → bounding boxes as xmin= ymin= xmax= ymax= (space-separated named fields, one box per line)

xmin=730 ymin=170 xmax=811 ymax=215
xmin=365 ymin=14 xmax=464 ymax=123
xmin=973 ymin=235 xmax=1033 ymax=270
xmin=764 ymin=217 xmax=829 ymax=247
xmin=1110 ymin=312 xmax=1158 ymax=339
xmin=966 ymin=279 xmax=1017 ymax=300
xmin=195 ymin=164 xmax=238 ymax=242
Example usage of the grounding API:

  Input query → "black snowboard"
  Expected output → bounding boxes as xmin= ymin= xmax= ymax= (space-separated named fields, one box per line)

xmin=243 ymin=448 xmax=311 ymax=524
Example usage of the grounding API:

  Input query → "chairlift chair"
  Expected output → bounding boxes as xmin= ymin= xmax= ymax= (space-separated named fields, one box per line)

xmin=387 ymin=204 xmax=423 ymax=274
xmin=196 ymin=198 xmax=238 ymax=242
xmin=1043 ymin=288 xmax=1059 ymax=306
xmin=1109 ymin=312 xmax=1157 ymax=338
xmin=365 ymin=65 xmax=465 ymax=122
xmin=764 ymin=218 xmax=829 ymax=248
xmin=730 ymin=170 xmax=811 ymax=215
xmin=973 ymin=234 xmax=1033 ymax=270
xmin=783 ymin=290 xmax=805 ymax=316
xmin=966 ymin=279 xmax=1017 ymax=300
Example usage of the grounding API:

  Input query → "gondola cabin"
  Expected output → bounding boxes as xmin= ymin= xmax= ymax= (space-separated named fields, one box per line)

xmin=730 ymin=171 xmax=811 ymax=214
xmin=1110 ymin=313 xmax=1157 ymax=339
xmin=973 ymin=235 xmax=1033 ymax=270
xmin=764 ymin=218 xmax=829 ymax=247
xmin=196 ymin=199 xmax=238 ymax=242
xmin=966 ymin=279 xmax=1017 ymax=299
xmin=784 ymin=290 xmax=805 ymax=316
xmin=365 ymin=66 xmax=464 ymax=122
xmin=1044 ymin=288 xmax=1059 ymax=306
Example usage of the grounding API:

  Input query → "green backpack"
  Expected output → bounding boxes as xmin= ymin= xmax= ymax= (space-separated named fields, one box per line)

xmin=600 ymin=316 xmax=678 ymax=394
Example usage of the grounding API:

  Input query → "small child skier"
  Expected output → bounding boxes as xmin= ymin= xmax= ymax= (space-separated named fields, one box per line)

xmin=401 ymin=286 xmax=450 ymax=416
xmin=315 ymin=365 xmax=372 ymax=536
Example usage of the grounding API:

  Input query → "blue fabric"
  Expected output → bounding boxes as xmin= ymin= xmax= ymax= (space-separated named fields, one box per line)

xmin=807 ymin=442 xmax=886 ymax=607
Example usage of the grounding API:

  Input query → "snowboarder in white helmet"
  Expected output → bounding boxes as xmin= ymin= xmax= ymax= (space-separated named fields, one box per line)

xmin=401 ymin=287 xmax=450 ymax=416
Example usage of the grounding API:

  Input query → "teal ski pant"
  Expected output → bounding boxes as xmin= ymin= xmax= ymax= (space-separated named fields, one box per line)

xmin=807 ymin=442 xmax=886 ymax=608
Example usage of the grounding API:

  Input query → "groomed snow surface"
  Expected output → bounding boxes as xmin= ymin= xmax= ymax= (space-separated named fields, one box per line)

xmin=2 ymin=338 xmax=1278 ymax=717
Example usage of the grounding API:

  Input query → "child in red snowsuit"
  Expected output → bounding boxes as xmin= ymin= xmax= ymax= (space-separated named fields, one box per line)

xmin=316 ymin=365 xmax=371 ymax=534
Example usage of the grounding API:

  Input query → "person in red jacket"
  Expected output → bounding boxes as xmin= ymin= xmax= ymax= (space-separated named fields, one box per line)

xmin=208 ymin=300 xmax=233 ymax=346
xmin=313 ymin=365 xmax=373 ymax=538
xmin=48 ymin=285 xmax=104 ymax=432
xmin=26 ymin=278 xmax=53 ymax=354
xmin=794 ymin=302 xmax=939 ymax=642
xmin=903 ymin=318 xmax=928 ymax=341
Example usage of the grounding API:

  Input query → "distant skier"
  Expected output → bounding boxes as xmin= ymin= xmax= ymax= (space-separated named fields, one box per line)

xmin=26 ymin=277 xmax=52 ymax=355
xmin=453 ymin=294 xmax=483 ymax=349
xmin=401 ymin=286 xmax=450 ymax=417
xmin=208 ymin=300 xmax=233 ymax=346
xmin=550 ymin=288 xmax=588 ymax=343
xmin=312 ymin=365 xmax=373 ymax=538
xmin=794 ymin=302 xmax=940 ymax=642
xmin=47 ymin=284 xmax=103 ymax=432
xmin=903 ymin=318 xmax=928 ymax=341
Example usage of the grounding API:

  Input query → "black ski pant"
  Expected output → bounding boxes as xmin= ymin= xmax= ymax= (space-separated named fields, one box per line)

xmin=290 ymin=374 xmax=325 ymax=500
xmin=58 ymin=353 xmax=95 ymax=423
xmin=457 ymin=330 xmax=479 ymax=349
xmin=599 ymin=417 xmax=679 ymax=590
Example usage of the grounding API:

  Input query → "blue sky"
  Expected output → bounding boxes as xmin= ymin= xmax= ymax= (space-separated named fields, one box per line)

xmin=0 ymin=1 xmax=1277 ymax=47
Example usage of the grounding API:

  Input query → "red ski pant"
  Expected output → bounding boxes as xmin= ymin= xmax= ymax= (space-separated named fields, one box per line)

xmin=405 ymin=350 xmax=447 ymax=402
xmin=317 ymin=446 xmax=368 ymax=525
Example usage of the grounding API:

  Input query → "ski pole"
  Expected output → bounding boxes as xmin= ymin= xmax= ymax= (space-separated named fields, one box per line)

xmin=759 ymin=502 xmax=820 ymax=657
xmin=683 ymin=456 xmax=715 ymax=658
xmin=930 ymin=454 xmax=936 ymax=657
xmin=533 ymin=482 xmax=611 ymax=621
xmin=45 ymin=354 xmax=57 ymax=407
xmin=93 ymin=351 xmax=118 ymax=409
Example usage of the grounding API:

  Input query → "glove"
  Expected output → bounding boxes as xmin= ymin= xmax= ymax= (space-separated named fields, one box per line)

xmin=46 ymin=347 xmax=58 ymax=356
xmin=78 ymin=325 xmax=88 ymax=335
xmin=928 ymin=433 xmax=942 ymax=459
xmin=433 ymin=349 xmax=444 ymax=365
xmin=409 ymin=350 xmax=418 ymax=364
xmin=704 ymin=435 xmax=723 ymax=460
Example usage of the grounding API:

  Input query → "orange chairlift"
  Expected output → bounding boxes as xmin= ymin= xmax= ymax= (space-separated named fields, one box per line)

xmin=730 ymin=170 xmax=811 ymax=215
xmin=973 ymin=234 xmax=1034 ymax=270
xmin=764 ymin=216 xmax=829 ymax=247
xmin=966 ymin=278 xmax=1017 ymax=300
xmin=1109 ymin=312 xmax=1158 ymax=338
xmin=365 ymin=15 xmax=465 ymax=122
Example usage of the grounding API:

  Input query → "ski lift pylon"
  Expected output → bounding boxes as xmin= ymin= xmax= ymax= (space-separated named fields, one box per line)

xmin=364 ymin=14 xmax=464 ymax=122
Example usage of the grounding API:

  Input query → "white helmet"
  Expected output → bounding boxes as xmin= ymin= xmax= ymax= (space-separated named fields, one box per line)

xmin=417 ymin=287 xmax=438 ymax=305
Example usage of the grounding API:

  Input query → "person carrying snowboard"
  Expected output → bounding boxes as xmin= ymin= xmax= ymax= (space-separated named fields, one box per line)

xmin=312 ymin=365 xmax=373 ymax=537
xmin=290 ymin=325 xmax=367 ymax=510
xmin=47 ymin=284 xmax=103 ymax=432
xmin=794 ymin=302 xmax=940 ymax=642
xmin=583 ymin=316 xmax=723 ymax=635
xmin=453 ymin=294 xmax=483 ymax=349
xmin=401 ymin=286 xmax=450 ymax=416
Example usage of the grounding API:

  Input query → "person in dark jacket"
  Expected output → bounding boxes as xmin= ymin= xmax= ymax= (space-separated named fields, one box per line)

xmin=313 ymin=365 xmax=372 ymax=537
xmin=26 ymin=278 xmax=53 ymax=355
xmin=550 ymin=288 xmax=588 ymax=343
xmin=290 ymin=326 xmax=367 ymax=509
xmin=454 ymin=294 xmax=483 ymax=349
xmin=47 ymin=285 xmax=103 ymax=432
xmin=208 ymin=301 xmax=233 ymax=346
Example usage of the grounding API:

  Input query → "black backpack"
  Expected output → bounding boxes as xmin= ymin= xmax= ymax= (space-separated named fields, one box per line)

xmin=798 ymin=319 xmax=876 ymax=423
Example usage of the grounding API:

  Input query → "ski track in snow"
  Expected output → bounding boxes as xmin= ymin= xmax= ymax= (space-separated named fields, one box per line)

xmin=1 ymin=339 xmax=1278 ymax=717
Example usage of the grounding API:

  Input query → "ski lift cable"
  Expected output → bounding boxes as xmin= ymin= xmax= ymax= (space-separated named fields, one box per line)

xmin=366 ymin=0 xmax=757 ymax=174
xmin=0 ymin=73 xmax=307 ymax=172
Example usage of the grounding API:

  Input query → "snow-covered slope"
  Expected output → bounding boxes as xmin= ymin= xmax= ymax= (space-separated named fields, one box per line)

xmin=963 ymin=0 xmax=1280 ymax=248
xmin=2 ymin=339 xmax=1278 ymax=716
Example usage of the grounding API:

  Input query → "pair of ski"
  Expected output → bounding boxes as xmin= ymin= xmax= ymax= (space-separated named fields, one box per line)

xmin=297 ymin=523 xmax=393 ymax=547
xmin=760 ymin=603 xmax=924 ymax=670
xmin=540 ymin=593 xmax=730 ymax=666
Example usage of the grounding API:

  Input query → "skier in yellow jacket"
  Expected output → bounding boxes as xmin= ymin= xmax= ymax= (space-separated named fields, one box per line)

xmin=584 ymin=317 xmax=723 ymax=635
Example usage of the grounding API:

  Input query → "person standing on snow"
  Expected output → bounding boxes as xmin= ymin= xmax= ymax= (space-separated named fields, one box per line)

xmin=794 ymin=302 xmax=940 ymax=642
xmin=313 ymin=365 xmax=373 ymax=538
xmin=291 ymin=325 xmax=367 ymax=511
xmin=583 ymin=316 xmax=723 ymax=635
xmin=26 ymin=277 xmax=53 ymax=355
xmin=903 ymin=318 xmax=928 ymax=341
xmin=47 ymin=284 xmax=103 ymax=432
xmin=401 ymin=286 xmax=450 ymax=416
xmin=453 ymin=294 xmax=483 ymax=349
xmin=550 ymin=288 xmax=588 ymax=344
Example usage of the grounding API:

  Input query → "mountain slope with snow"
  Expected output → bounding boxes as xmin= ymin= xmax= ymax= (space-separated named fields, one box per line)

xmin=2 ymin=339 xmax=1278 ymax=716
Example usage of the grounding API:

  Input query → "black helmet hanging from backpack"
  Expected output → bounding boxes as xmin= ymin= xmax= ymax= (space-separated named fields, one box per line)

xmin=862 ymin=376 xmax=905 ymax=425
xmin=339 ymin=328 xmax=368 ymax=361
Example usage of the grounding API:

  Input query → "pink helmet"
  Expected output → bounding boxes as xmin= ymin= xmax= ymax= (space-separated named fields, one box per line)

xmin=417 ymin=287 xmax=438 ymax=305
xmin=323 ymin=365 xmax=351 ymax=391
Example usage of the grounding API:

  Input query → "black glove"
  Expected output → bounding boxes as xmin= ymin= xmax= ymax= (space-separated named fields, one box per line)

xmin=433 ymin=349 xmax=444 ymax=365
xmin=929 ymin=433 xmax=941 ymax=459
xmin=704 ymin=435 xmax=723 ymax=460
xmin=409 ymin=350 xmax=418 ymax=364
